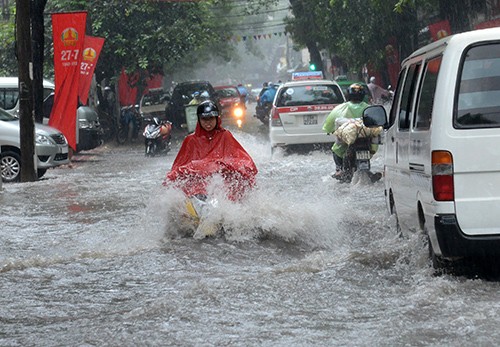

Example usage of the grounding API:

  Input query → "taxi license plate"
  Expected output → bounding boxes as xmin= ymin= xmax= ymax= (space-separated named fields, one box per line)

xmin=303 ymin=115 xmax=318 ymax=125
xmin=356 ymin=150 xmax=371 ymax=160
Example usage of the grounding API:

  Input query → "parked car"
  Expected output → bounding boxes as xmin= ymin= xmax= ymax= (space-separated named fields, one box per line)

xmin=269 ymin=79 xmax=345 ymax=149
xmin=166 ymin=80 xmax=218 ymax=129
xmin=140 ymin=87 xmax=170 ymax=121
xmin=43 ymin=92 xmax=103 ymax=152
xmin=374 ymin=27 xmax=500 ymax=270
xmin=0 ymin=107 xmax=69 ymax=182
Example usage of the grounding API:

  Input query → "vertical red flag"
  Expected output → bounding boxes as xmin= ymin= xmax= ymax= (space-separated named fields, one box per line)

xmin=79 ymin=36 xmax=105 ymax=105
xmin=49 ymin=11 xmax=87 ymax=150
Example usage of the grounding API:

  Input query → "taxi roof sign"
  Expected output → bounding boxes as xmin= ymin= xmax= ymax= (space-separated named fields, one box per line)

xmin=291 ymin=71 xmax=324 ymax=81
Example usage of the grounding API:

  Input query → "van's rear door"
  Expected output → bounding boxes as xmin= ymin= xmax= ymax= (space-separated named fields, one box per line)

xmin=452 ymin=42 xmax=500 ymax=236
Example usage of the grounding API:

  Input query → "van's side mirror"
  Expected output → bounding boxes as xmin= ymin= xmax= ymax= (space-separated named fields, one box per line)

xmin=363 ymin=105 xmax=388 ymax=128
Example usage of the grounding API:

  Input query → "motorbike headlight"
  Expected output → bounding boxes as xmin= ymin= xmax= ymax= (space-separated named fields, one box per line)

xmin=234 ymin=107 xmax=244 ymax=118
xmin=36 ymin=133 xmax=53 ymax=145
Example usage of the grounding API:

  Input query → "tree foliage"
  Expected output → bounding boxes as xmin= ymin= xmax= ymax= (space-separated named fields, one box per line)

xmin=286 ymin=0 xmax=418 ymax=76
xmin=0 ymin=2 xmax=16 ymax=76
xmin=43 ymin=0 xmax=237 ymax=84
xmin=0 ymin=0 xmax=285 ymax=85
xmin=286 ymin=0 xmax=489 ymax=78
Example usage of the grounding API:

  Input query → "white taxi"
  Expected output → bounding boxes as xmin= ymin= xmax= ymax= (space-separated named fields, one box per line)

xmin=269 ymin=75 xmax=345 ymax=149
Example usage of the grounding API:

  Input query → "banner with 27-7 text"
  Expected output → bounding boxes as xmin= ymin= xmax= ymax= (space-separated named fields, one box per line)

xmin=49 ymin=11 xmax=87 ymax=151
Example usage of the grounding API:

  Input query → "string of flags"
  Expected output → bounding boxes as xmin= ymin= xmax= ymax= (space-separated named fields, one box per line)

xmin=228 ymin=31 xmax=288 ymax=42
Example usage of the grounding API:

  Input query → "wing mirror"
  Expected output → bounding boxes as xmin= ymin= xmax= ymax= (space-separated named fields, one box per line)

xmin=363 ymin=105 xmax=388 ymax=129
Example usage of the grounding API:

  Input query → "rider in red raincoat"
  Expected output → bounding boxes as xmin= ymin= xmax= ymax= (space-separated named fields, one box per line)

xmin=164 ymin=100 xmax=257 ymax=200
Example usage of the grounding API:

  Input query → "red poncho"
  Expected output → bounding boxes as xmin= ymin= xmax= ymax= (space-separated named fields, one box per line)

xmin=165 ymin=118 xmax=258 ymax=200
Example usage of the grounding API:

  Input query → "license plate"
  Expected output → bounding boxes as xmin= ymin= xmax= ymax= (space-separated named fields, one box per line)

xmin=303 ymin=115 xmax=318 ymax=125
xmin=358 ymin=160 xmax=370 ymax=171
xmin=356 ymin=150 xmax=371 ymax=160
xmin=61 ymin=146 xmax=68 ymax=154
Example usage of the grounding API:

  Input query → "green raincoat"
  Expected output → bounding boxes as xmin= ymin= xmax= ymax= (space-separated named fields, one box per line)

xmin=322 ymin=101 xmax=372 ymax=157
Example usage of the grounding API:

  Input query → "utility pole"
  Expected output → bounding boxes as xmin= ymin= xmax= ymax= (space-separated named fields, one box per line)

xmin=16 ymin=0 xmax=36 ymax=182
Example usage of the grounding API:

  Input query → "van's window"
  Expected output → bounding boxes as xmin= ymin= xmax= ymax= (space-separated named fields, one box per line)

xmin=0 ymin=89 xmax=19 ymax=111
xmin=398 ymin=63 xmax=421 ymax=130
xmin=456 ymin=43 xmax=500 ymax=128
xmin=414 ymin=56 xmax=442 ymax=130
xmin=388 ymin=69 xmax=407 ymax=126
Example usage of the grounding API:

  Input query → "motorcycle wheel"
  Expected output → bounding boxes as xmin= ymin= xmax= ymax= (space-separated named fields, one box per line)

xmin=116 ymin=125 xmax=128 ymax=145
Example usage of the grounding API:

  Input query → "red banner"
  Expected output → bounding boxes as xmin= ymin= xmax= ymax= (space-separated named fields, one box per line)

xmin=49 ymin=11 xmax=87 ymax=150
xmin=118 ymin=69 xmax=164 ymax=106
xmin=79 ymin=36 xmax=105 ymax=105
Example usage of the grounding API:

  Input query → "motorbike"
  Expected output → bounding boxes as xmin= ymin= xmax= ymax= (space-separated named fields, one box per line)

xmin=117 ymin=105 xmax=141 ymax=144
xmin=254 ymin=102 xmax=272 ymax=126
xmin=183 ymin=194 xmax=221 ymax=239
xmin=333 ymin=117 xmax=383 ymax=183
xmin=143 ymin=117 xmax=172 ymax=157
xmin=336 ymin=137 xmax=381 ymax=183
xmin=381 ymin=85 xmax=394 ymax=105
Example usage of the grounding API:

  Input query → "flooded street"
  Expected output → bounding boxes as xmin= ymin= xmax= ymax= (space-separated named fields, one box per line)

xmin=1 ymin=112 xmax=500 ymax=346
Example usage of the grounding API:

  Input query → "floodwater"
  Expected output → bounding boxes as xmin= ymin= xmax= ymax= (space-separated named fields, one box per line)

xmin=1 ymin=111 xmax=500 ymax=346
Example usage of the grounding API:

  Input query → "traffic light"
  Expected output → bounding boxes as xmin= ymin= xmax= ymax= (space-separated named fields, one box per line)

xmin=309 ymin=62 xmax=316 ymax=71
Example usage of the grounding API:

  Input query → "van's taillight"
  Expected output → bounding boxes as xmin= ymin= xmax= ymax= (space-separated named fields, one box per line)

xmin=271 ymin=107 xmax=282 ymax=126
xmin=432 ymin=151 xmax=454 ymax=201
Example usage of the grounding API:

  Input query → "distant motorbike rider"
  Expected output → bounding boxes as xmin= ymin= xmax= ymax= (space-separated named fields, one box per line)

xmin=189 ymin=91 xmax=202 ymax=105
xmin=367 ymin=76 xmax=390 ymax=104
xmin=259 ymin=82 xmax=277 ymax=107
xmin=323 ymin=83 xmax=379 ymax=181
xmin=164 ymin=100 xmax=257 ymax=201
xmin=237 ymin=83 xmax=248 ymax=104
xmin=257 ymin=82 xmax=268 ymax=104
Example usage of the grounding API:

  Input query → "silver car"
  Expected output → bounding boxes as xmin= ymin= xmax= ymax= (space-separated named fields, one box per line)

xmin=0 ymin=107 xmax=69 ymax=182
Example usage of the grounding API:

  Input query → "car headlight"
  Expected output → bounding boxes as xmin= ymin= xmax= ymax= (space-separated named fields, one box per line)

xmin=36 ymin=133 xmax=54 ymax=145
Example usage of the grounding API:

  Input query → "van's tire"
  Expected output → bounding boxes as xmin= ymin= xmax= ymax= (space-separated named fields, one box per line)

xmin=1 ymin=150 xmax=21 ymax=182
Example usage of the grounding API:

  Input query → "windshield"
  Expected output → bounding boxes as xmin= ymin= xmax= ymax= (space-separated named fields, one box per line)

xmin=216 ymin=88 xmax=239 ymax=98
xmin=276 ymin=84 xmax=344 ymax=106
xmin=173 ymin=83 xmax=213 ymax=103
xmin=0 ymin=107 xmax=17 ymax=121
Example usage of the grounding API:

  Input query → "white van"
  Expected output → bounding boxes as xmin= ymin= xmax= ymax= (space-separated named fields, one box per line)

xmin=365 ymin=27 xmax=500 ymax=268
xmin=0 ymin=77 xmax=102 ymax=152
xmin=0 ymin=77 xmax=55 ymax=115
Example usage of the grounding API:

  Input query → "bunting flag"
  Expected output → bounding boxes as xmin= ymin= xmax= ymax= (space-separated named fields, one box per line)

xmin=79 ymin=36 xmax=105 ymax=105
xmin=231 ymin=31 xmax=287 ymax=42
xmin=49 ymin=11 xmax=87 ymax=151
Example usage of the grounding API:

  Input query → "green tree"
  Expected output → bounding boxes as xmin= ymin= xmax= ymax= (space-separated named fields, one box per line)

xmin=286 ymin=0 xmax=418 ymax=78
xmin=0 ymin=1 xmax=16 ymax=76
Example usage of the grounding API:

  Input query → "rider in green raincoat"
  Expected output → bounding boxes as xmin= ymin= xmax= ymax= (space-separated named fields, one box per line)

xmin=322 ymin=83 xmax=376 ymax=179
